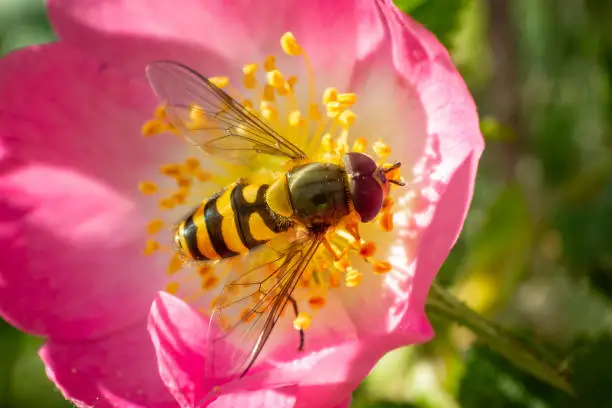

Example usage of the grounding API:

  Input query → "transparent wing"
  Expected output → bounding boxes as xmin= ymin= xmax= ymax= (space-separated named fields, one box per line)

xmin=145 ymin=61 xmax=308 ymax=165
xmin=205 ymin=233 xmax=323 ymax=379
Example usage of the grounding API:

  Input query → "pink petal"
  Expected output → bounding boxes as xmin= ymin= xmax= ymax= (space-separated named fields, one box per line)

xmin=148 ymin=292 xmax=211 ymax=407
xmin=47 ymin=0 xmax=382 ymax=88
xmin=342 ymin=1 xmax=483 ymax=336
xmin=40 ymin=320 xmax=176 ymax=408
xmin=376 ymin=0 xmax=484 ymax=315
xmin=148 ymin=293 xmax=392 ymax=408
xmin=0 ymin=44 xmax=173 ymax=338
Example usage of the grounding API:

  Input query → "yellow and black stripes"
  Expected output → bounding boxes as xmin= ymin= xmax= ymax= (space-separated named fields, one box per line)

xmin=175 ymin=183 xmax=292 ymax=261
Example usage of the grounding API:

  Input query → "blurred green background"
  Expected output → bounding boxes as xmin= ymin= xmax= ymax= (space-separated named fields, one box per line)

xmin=3 ymin=0 xmax=612 ymax=406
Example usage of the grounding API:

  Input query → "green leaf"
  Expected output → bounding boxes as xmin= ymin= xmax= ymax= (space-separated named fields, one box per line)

xmin=459 ymin=345 xmax=573 ymax=408
xmin=395 ymin=0 xmax=470 ymax=48
xmin=0 ymin=320 xmax=23 ymax=406
xmin=571 ymin=334 xmax=612 ymax=407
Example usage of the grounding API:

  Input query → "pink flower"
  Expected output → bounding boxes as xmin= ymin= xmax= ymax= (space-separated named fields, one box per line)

xmin=0 ymin=0 xmax=483 ymax=407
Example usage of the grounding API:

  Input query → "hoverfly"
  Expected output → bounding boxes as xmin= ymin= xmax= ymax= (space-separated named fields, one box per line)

xmin=146 ymin=61 xmax=404 ymax=379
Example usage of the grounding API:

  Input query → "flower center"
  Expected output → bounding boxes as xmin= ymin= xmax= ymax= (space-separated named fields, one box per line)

xmin=139 ymin=33 xmax=406 ymax=336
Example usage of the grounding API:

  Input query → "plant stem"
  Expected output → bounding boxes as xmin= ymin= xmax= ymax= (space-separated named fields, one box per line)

xmin=427 ymin=282 xmax=574 ymax=395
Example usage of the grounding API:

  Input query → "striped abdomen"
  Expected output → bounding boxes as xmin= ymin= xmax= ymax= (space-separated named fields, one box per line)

xmin=175 ymin=182 xmax=292 ymax=261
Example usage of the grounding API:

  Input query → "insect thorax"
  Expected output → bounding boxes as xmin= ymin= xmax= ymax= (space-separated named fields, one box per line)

xmin=286 ymin=162 xmax=351 ymax=231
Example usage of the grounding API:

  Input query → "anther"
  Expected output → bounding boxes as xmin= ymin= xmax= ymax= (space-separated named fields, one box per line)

xmin=154 ymin=105 xmax=168 ymax=120
xmin=321 ymin=133 xmax=335 ymax=152
xmin=197 ymin=265 xmax=213 ymax=276
xmin=337 ymin=93 xmax=357 ymax=106
xmin=281 ymin=32 xmax=302 ymax=56
xmin=194 ymin=169 xmax=212 ymax=182
xmin=338 ymin=110 xmax=356 ymax=127
xmin=159 ymin=198 xmax=176 ymax=211
xmin=373 ymin=260 xmax=392 ymax=274
xmin=260 ymin=85 xmax=273 ymax=102
xmin=165 ymin=282 xmax=180 ymax=295
xmin=382 ymin=196 xmax=395 ymax=211
xmin=242 ymin=64 xmax=258 ymax=75
xmin=333 ymin=255 xmax=351 ymax=272
xmin=288 ymin=110 xmax=304 ymax=127
xmin=141 ymin=119 xmax=167 ymax=137
xmin=287 ymin=76 xmax=298 ymax=91
xmin=264 ymin=56 xmax=276 ymax=72
xmin=293 ymin=312 xmax=312 ymax=331
xmin=345 ymin=267 xmax=362 ymax=287
xmin=138 ymin=181 xmax=158 ymax=195
xmin=326 ymin=101 xmax=344 ymax=118
xmin=160 ymin=164 xmax=182 ymax=177
xmin=144 ymin=239 xmax=160 ymax=255
xmin=308 ymin=296 xmax=326 ymax=310
xmin=373 ymin=140 xmax=392 ymax=158
xmin=176 ymin=177 xmax=192 ymax=188
xmin=167 ymin=253 xmax=183 ymax=274
xmin=147 ymin=219 xmax=164 ymax=235
xmin=352 ymin=137 xmax=367 ymax=153
xmin=260 ymin=101 xmax=278 ymax=121
xmin=359 ymin=241 xmax=377 ymax=258
xmin=266 ymin=69 xmax=285 ymax=89
xmin=202 ymin=275 xmax=220 ymax=291
xmin=323 ymin=87 xmax=338 ymax=104
xmin=309 ymin=103 xmax=322 ymax=120
xmin=209 ymin=76 xmax=229 ymax=88
xmin=380 ymin=211 xmax=394 ymax=232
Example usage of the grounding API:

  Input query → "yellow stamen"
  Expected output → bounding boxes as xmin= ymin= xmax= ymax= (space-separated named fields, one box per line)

xmin=139 ymin=31 xmax=406 ymax=331
xmin=326 ymin=101 xmax=344 ymax=118
xmin=382 ymin=196 xmax=395 ymax=211
xmin=373 ymin=140 xmax=392 ymax=158
xmin=337 ymin=93 xmax=357 ymax=106
xmin=359 ymin=241 xmax=377 ymax=258
xmin=197 ymin=265 xmax=213 ymax=276
xmin=138 ymin=181 xmax=158 ymax=195
xmin=165 ymin=282 xmax=180 ymax=295
xmin=242 ymin=63 xmax=258 ymax=75
xmin=345 ymin=267 xmax=362 ymax=287
xmin=260 ymin=101 xmax=277 ymax=121
xmin=352 ymin=137 xmax=367 ymax=153
xmin=167 ymin=253 xmax=183 ymax=274
xmin=293 ymin=312 xmax=312 ymax=331
xmin=338 ymin=110 xmax=356 ymax=127
xmin=323 ymin=87 xmax=338 ymax=104
xmin=141 ymin=119 xmax=167 ymax=137
xmin=158 ymin=198 xmax=175 ymax=211
xmin=143 ymin=239 xmax=160 ymax=255
xmin=373 ymin=260 xmax=392 ymax=274
xmin=333 ymin=255 xmax=351 ymax=272
xmin=281 ymin=32 xmax=302 ymax=56
xmin=266 ymin=69 xmax=285 ymax=89
xmin=160 ymin=164 xmax=182 ymax=177
xmin=202 ymin=275 xmax=220 ymax=291
xmin=308 ymin=296 xmax=326 ymax=310
xmin=154 ymin=105 xmax=167 ymax=120
xmin=309 ymin=103 xmax=322 ymax=121
xmin=263 ymin=84 xmax=275 ymax=101
xmin=321 ymin=133 xmax=335 ymax=152
xmin=147 ymin=219 xmax=164 ymax=235
xmin=288 ymin=110 xmax=304 ymax=127
xmin=287 ymin=76 xmax=298 ymax=91
xmin=263 ymin=56 xmax=276 ymax=72
xmin=380 ymin=211 xmax=394 ymax=232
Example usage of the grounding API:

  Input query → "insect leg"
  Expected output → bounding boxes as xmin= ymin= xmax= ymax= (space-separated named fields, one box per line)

xmin=287 ymin=295 xmax=305 ymax=351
